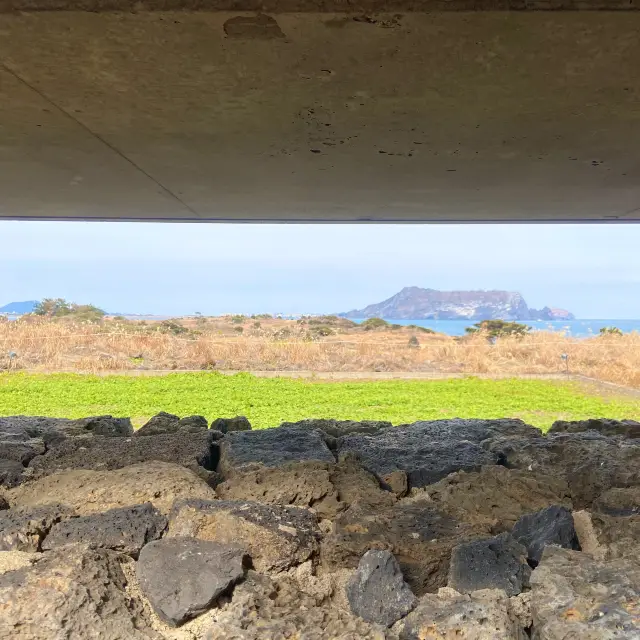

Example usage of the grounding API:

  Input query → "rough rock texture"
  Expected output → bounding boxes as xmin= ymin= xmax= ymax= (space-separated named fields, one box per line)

xmin=0 ymin=439 xmax=46 ymax=487
xmin=346 ymin=550 xmax=416 ymax=627
xmin=216 ymin=459 xmax=395 ymax=519
xmin=0 ymin=550 xmax=38 ymax=574
xmin=0 ymin=414 xmax=133 ymax=440
xmin=394 ymin=588 xmax=527 ymax=640
xmin=204 ymin=570 xmax=389 ymax=640
xmin=0 ymin=503 xmax=74 ymax=551
xmin=322 ymin=500 xmax=489 ymax=595
xmin=336 ymin=419 xmax=536 ymax=489
xmin=280 ymin=418 xmax=392 ymax=439
xmin=42 ymin=502 xmax=167 ymax=557
xmin=530 ymin=546 xmax=640 ymax=639
xmin=549 ymin=418 xmax=640 ymax=439
xmin=169 ymin=499 xmax=320 ymax=573
xmin=573 ymin=508 xmax=640 ymax=562
xmin=28 ymin=430 xmax=220 ymax=482
xmin=136 ymin=412 xmax=209 ymax=436
xmin=0 ymin=439 xmax=45 ymax=464
xmin=0 ymin=495 xmax=8 ymax=510
xmin=448 ymin=533 xmax=531 ymax=597
xmin=210 ymin=416 xmax=251 ymax=434
xmin=0 ymin=547 xmax=156 ymax=639
xmin=486 ymin=430 xmax=640 ymax=508
xmin=511 ymin=505 xmax=580 ymax=566
xmin=8 ymin=461 xmax=217 ymax=515
xmin=0 ymin=458 xmax=25 ymax=487
xmin=424 ymin=466 xmax=573 ymax=532
xmin=138 ymin=537 xmax=246 ymax=627
xmin=218 ymin=426 xmax=335 ymax=475
xmin=593 ymin=485 xmax=640 ymax=516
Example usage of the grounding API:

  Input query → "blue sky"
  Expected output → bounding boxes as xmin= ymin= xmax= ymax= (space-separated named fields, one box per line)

xmin=0 ymin=222 xmax=639 ymax=318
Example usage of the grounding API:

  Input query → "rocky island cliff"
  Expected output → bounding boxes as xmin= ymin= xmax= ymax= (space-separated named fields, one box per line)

xmin=342 ymin=287 xmax=574 ymax=321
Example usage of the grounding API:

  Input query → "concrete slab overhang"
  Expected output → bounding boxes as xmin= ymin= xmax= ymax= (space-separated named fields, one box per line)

xmin=1 ymin=4 xmax=639 ymax=222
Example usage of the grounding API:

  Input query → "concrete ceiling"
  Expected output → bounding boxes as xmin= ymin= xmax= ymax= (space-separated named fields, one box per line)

xmin=1 ymin=8 xmax=639 ymax=222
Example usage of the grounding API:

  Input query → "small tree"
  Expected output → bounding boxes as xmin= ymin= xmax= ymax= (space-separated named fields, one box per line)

xmin=465 ymin=319 xmax=531 ymax=339
xmin=33 ymin=298 xmax=71 ymax=317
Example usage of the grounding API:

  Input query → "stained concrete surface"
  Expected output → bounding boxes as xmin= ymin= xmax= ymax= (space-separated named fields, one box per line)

xmin=0 ymin=11 xmax=639 ymax=222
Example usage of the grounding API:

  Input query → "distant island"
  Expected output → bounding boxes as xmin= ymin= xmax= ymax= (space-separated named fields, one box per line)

xmin=0 ymin=301 xmax=38 ymax=314
xmin=341 ymin=287 xmax=574 ymax=321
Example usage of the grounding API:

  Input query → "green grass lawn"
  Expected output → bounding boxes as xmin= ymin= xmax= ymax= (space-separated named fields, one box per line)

xmin=0 ymin=372 xmax=638 ymax=431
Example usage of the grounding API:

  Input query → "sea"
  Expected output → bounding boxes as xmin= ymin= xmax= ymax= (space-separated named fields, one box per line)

xmin=351 ymin=318 xmax=640 ymax=338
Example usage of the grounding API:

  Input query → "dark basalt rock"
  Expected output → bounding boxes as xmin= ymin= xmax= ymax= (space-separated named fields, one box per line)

xmin=485 ymin=430 xmax=640 ymax=508
xmin=511 ymin=505 xmax=580 ymax=567
xmin=137 ymin=537 xmax=246 ymax=626
xmin=218 ymin=426 xmax=335 ymax=475
xmin=447 ymin=533 xmax=531 ymax=596
xmin=0 ymin=459 xmax=26 ymax=488
xmin=136 ymin=412 xmax=209 ymax=436
xmin=549 ymin=418 xmax=640 ymax=439
xmin=0 ymin=414 xmax=132 ymax=440
xmin=210 ymin=416 xmax=251 ymax=434
xmin=0 ymin=504 xmax=75 ymax=552
xmin=42 ymin=502 xmax=167 ymax=557
xmin=336 ymin=419 xmax=515 ymax=489
xmin=28 ymin=430 xmax=220 ymax=482
xmin=346 ymin=550 xmax=416 ymax=627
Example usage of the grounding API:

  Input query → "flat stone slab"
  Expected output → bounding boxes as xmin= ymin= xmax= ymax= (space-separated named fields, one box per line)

xmin=448 ymin=533 xmax=531 ymax=597
xmin=9 ymin=461 xmax=217 ymax=516
xmin=346 ymin=550 xmax=416 ymax=627
xmin=218 ymin=426 xmax=335 ymax=474
xmin=42 ymin=502 xmax=167 ymax=557
xmin=169 ymin=498 xmax=320 ymax=573
xmin=28 ymin=431 xmax=219 ymax=481
xmin=137 ymin=537 xmax=245 ymax=627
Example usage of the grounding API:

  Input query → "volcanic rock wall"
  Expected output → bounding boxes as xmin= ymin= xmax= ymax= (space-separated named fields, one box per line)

xmin=1 ymin=413 xmax=639 ymax=638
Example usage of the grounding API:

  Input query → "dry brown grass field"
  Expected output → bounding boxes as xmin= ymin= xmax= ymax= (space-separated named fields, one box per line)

xmin=1 ymin=314 xmax=639 ymax=389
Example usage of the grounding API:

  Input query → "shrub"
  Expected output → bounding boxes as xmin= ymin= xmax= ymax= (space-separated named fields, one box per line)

xmin=465 ymin=320 xmax=531 ymax=339
xmin=230 ymin=315 xmax=246 ymax=324
xmin=309 ymin=324 xmax=334 ymax=337
xmin=361 ymin=317 xmax=389 ymax=331
xmin=599 ymin=326 xmax=623 ymax=336
xmin=407 ymin=324 xmax=435 ymax=334
xmin=234 ymin=326 xmax=244 ymax=334
xmin=158 ymin=320 xmax=190 ymax=336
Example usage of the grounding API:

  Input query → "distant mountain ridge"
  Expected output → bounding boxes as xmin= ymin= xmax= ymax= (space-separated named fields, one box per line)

xmin=341 ymin=287 xmax=574 ymax=321
xmin=0 ymin=301 xmax=38 ymax=314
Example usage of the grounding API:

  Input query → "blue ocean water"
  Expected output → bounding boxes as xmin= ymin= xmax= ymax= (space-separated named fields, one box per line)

xmin=351 ymin=318 xmax=640 ymax=338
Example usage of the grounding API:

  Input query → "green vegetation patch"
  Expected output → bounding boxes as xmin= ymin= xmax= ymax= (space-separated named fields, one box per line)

xmin=0 ymin=373 xmax=638 ymax=431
